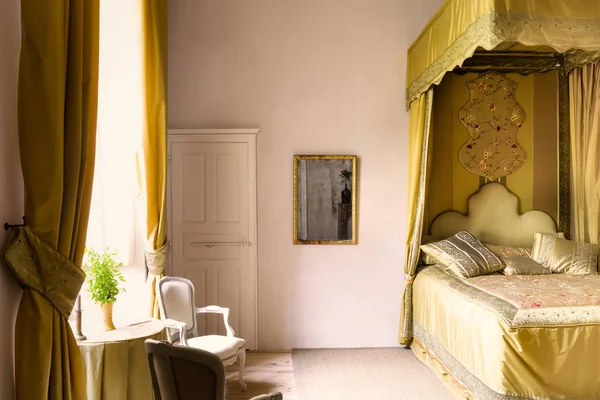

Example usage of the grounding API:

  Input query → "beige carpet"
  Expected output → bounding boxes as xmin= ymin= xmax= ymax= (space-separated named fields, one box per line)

xmin=292 ymin=348 xmax=453 ymax=400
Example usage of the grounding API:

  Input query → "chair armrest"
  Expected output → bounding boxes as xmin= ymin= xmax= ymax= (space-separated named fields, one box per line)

xmin=162 ymin=318 xmax=188 ymax=346
xmin=196 ymin=306 xmax=235 ymax=337
xmin=249 ymin=393 xmax=283 ymax=400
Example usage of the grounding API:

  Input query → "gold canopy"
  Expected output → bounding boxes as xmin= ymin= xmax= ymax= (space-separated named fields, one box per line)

xmin=406 ymin=0 xmax=600 ymax=106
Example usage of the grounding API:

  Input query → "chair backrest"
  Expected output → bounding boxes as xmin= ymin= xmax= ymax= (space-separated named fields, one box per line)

xmin=145 ymin=339 xmax=225 ymax=400
xmin=157 ymin=276 xmax=199 ymax=342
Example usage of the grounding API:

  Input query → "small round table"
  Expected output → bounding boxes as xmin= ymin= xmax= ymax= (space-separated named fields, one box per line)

xmin=77 ymin=319 xmax=166 ymax=400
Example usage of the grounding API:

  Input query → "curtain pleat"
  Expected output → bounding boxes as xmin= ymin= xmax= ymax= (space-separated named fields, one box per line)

xmin=139 ymin=0 xmax=168 ymax=318
xmin=569 ymin=61 xmax=600 ymax=244
xmin=399 ymin=89 xmax=434 ymax=345
xmin=7 ymin=0 xmax=100 ymax=398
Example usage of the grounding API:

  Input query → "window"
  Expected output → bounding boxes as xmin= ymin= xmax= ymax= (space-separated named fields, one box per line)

xmin=77 ymin=0 xmax=148 ymax=332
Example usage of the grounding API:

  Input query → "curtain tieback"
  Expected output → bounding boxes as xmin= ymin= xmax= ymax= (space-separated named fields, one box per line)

xmin=3 ymin=226 xmax=85 ymax=318
xmin=145 ymin=243 xmax=168 ymax=276
xmin=404 ymin=273 xmax=416 ymax=284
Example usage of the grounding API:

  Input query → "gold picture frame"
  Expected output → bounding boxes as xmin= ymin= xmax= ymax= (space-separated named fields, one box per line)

xmin=293 ymin=155 xmax=357 ymax=245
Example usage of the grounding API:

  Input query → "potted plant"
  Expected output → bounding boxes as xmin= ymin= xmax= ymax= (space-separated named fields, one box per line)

xmin=84 ymin=247 xmax=126 ymax=331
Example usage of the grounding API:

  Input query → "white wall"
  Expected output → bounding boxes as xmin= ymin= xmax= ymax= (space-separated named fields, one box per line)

xmin=408 ymin=0 xmax=446 ymax=43
xmin=0 ymin=0 xmax=24 ymax=397
xmin=169 ymin=0 xmax=443 ymax=349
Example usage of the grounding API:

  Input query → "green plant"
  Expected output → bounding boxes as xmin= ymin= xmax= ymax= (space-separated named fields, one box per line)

xmin=339 ymin=169 xmax=352 ymax=185
xmin=84 ymin=247 xmax=125 ymax=306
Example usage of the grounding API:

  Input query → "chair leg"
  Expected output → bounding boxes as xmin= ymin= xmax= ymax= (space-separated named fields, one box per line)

xmin=238 ymin=348 xmax=247 ymax=391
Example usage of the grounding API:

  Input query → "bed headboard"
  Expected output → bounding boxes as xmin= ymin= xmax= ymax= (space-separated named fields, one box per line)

xmin=428 ymin=183 xmax=558 ymax=247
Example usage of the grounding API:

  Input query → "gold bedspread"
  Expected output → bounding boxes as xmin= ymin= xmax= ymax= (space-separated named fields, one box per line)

xmin=413 ymin=266 xmax=600 ymax=399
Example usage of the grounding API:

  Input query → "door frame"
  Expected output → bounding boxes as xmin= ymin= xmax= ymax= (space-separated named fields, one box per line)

xmin=167 ymin=128 xmax=259 ymax=349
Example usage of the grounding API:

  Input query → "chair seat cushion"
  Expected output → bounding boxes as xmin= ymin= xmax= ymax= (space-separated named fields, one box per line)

xmin=186 ymin=335 xmax=246 ymax=360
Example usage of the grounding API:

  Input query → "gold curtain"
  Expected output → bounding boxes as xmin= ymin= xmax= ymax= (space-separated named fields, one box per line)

xmin=569 ymin=61 xmax=600 ymax=244
xmin=399 ymin=89 xmax=434 ymax=345
xmin=139 ymin=0 xmax=168 ymax=318
xmin=4 ymin=0 xmax=100 ymax=398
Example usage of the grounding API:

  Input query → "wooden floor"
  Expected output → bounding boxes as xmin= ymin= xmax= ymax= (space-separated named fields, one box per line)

xmin=225 ymin=352 xmax=299 ymax=400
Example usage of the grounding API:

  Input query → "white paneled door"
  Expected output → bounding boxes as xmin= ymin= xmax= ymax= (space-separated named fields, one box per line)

xmin=168 ymin=130 xmax=258 ymax=349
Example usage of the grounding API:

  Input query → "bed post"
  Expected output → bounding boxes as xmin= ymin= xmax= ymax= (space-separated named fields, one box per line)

xmin=557 ymin=55 xmax=571 ymax=239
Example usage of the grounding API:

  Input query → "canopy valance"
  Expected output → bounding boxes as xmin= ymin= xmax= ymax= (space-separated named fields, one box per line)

xmin=407 ymin=0 xmax=600 ymax=107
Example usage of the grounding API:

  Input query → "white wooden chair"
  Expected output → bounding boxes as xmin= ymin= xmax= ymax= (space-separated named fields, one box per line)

xmin=157 ymin=276 xmax=247 ymax=390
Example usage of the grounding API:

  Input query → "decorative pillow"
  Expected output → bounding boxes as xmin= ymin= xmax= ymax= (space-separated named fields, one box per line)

xmin=484 ymin=243 xmax=532 ymax=259
xmin=419 ymin=244 xmax=438 ymax=266
xmin=420 ymin=231 xmax=504 ymax=278
xmin=420 ymin=252 xmax=438 ymax=266
xmin=531 ymin=233 xmax=599 ymax=275
xmin=419 ymin=236 xmax=438 ymax=265
xmin=501 ymin=255 xmax=551 ymax=275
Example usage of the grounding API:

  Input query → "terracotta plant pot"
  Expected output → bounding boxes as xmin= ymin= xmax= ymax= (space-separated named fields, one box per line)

xmin=101 ymin=302 xmax=116 ymax=331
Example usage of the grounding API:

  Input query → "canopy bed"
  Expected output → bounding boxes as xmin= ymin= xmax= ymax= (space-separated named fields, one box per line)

xmin=400 ymin=1 xmax=600 ymax=399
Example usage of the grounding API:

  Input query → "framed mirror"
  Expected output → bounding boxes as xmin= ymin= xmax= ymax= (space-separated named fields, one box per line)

xmin=293 ymin=155 xmax=357 ymax=244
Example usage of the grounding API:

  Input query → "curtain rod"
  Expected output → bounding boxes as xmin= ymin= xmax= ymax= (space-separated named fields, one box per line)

xmin=472 ymin=51 xmax=559 ymax=58
xmin=455 ymin=66 xmax=558 ymax=72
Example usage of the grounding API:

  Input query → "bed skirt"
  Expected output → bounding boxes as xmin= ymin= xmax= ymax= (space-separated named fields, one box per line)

xmin=413 ymin=324 xmax=542 ymax=400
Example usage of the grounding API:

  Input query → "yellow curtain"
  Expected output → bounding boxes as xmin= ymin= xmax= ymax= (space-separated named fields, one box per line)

xmin=139 ymin=0 xmax=168 ymax=318
xmin=4 ymin=0 xmax=100 ymax=398
xmin=570 ymin=61 xmax=600 ymax=244
xmin=399 ymin=89 xmax=434 ymax=345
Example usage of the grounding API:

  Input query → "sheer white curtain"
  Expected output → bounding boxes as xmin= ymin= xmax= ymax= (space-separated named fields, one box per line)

xmin=86 ymin=0 xmax=145 ymax=267
xmin=82 ymin=0 xmax=147 ymax=329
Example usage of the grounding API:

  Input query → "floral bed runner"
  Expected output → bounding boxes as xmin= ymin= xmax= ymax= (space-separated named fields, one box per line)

xmin=424 ymin=266 xmax=600 ymax=327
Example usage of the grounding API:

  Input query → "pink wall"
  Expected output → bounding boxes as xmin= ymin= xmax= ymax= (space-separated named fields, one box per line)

xmin=408 ymin=0 xmax=446 ymax=43
xmin=169 ymin=0 xmax=443 ymax=349
xmin=0 ymin=0 xmax=23 ymax=397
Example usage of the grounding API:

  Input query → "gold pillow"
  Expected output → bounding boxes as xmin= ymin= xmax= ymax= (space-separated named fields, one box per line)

xmin=420 ymin=252 xmax=438 ymax=265
xmin=419 ymin=236 xmax=438 ymax=265
xmin=502 ymin=255 xmax=551 ymax=275
xmin=531 ymin=233 xmax=599 ymax=275
xmin=420 ymin=231 xmax=504 ymax=278
xmin=484 ymin=243 xmax=532 ymax=259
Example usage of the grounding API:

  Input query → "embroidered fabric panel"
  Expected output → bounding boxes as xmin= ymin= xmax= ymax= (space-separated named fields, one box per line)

xmin=458 ymin=72 xmax=526 ymax=180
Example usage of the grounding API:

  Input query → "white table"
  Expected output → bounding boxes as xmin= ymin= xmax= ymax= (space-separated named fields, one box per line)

xmin=77 ymin=319 xmax=166 ymax=400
